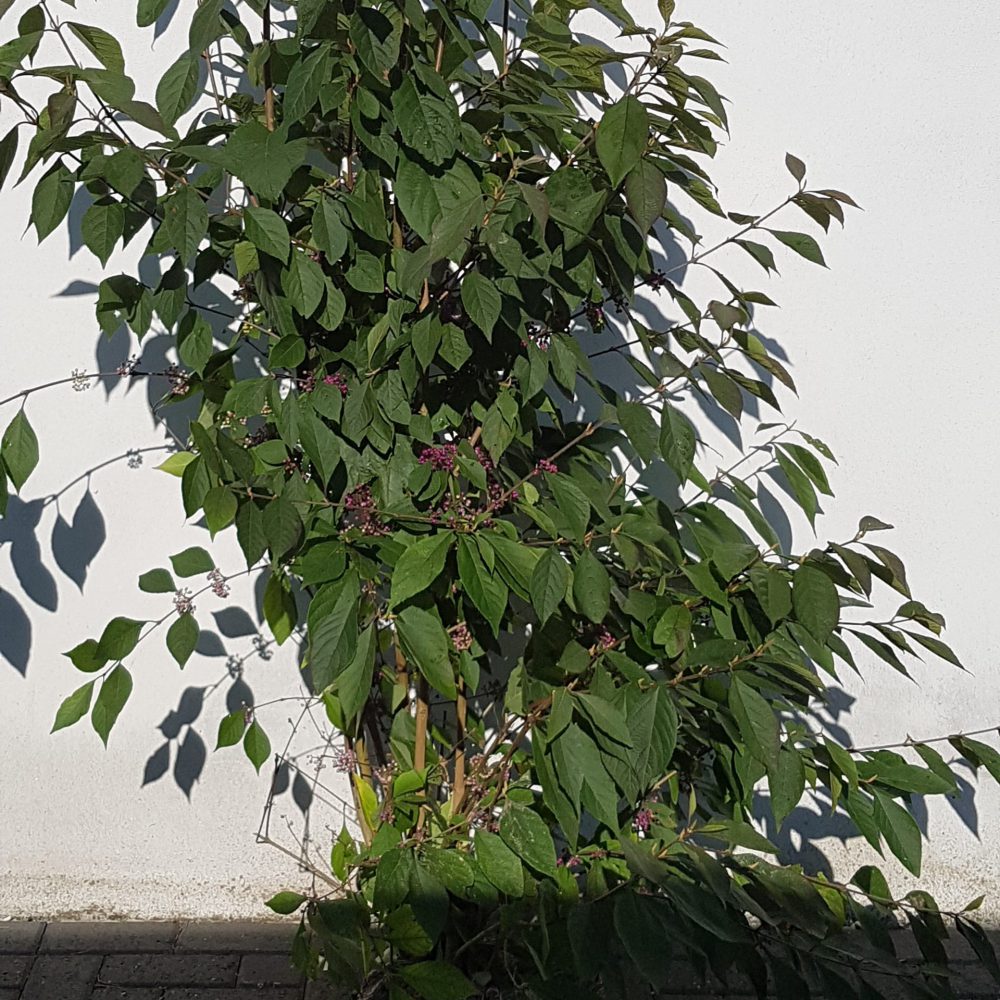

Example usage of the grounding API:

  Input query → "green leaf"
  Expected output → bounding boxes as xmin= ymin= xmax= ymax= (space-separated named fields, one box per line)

xmin=213 ymin=122 xmax=308 ymax=202
xmin=244 ymin=205 xmax=290 ymax=264
xmin=283 ymin=42 xmax=331 ymax=123
xmin=91 ymin=665 xmax=133 ymax=745
xmin=623 ymin=159 xmax=666 ymax=234
xmin=81 ymin=200 xmax=125 ymax=266
xmin=263 ymin=572 xmax=296 ymax=646
xmin=97 ymin=617 xmax=144 ymax=661
xmin=137 ymin=0 xmax=170 ymax=27
xmin=572 ymin=548 xmax=610 ymax=624
xmin=350 ymin=6 xmax=400 ymax=79
xmin=64 ymin=639 xmax=107 ymax=673
xmin=399 ymin=961 xmax=476 ymax=1000
xmin=216 ymin=709 xmax=247 ymax=749
xmin=2 ymin=410 xmax=39 ymax=491
xmin=156 ymin=52 xmax=200 ymax=127
xmin=31 ymin=163 xmax=74 ymax=241
xmin=956 ymin=917 xmax=1000 ymax=984
xmin=311 ymin=197 xmax=349 ymax=262
xmin=456 ymin=536 xmax=507 ymax=635
xmin=768 ymin=229 xmax=827 ymax=266
xmin=617 ymin=399 xmax=658 ymax=464
xmin=202 ymin=485 xmax=237 ymax=535
xmin=157 ymin=452 xmax=195 ymax=477
xmin=873 ymin=790 xmax=921 ymax=876
xmin=52 ymin=680 xmax=95 ymax=733
xmin=308 ymin=572 xmax=360 ymax=691
xmin=265 ymin=891 xmax=307 ymax=915
xmin=0 ymin=126 xmax=18 ymax=191
xmin=530 ymin=547 xmax=570 ymax=624
xmin=460 ymin=272 xmax=502 ymax=336
xmin=596 ymin=95 xmax=648 ymax=187
xmin=474 ymin=830 xmax=524 ymax=897
xmin=188 ymin=0 xmax=223 ymax=54
xmin=337 ymin=623 xmax=377 ymax=724
xmin=397 ymin=606 xmax=455 ymax=699
xmin=768 ymin=746 xmax=805 ymax=828
xmin=283 ymin=252 xmax=325 ymax=318
xmin=244 ymin=719 xmax=271 ymax=773
xmin=269 ymin=335 xmax=305 ymax=371
xmin=729 ymin=676 xmax=779 ymax=768
xmin=499 ymin=804 xmax=557 ymax=877
xmin=170 ymin=546 xmax=214 ymax=577
xmin=68 ymin=22 xmax=125 ymax=72
xmin=792 ymin=565 xmax=839 ymax=643
xmin=166 ymin=612 xmax=199 ymax=668
xmin=262 ymin=497 xmax=303 ymax=560
xmin=549 ymin=475 xmax=590 ymax=543
xmin=652 ymin=604 xmax=691 ymax=658
xmin=138 ymin=568 xmax=175 ymax=593
xmin=390 ymin=533 xmax=453 ymax=609
xmin=660 ymin=403 xmax=696 ymax=482
xmin=392 ymin=77 xmax=459 ymax=166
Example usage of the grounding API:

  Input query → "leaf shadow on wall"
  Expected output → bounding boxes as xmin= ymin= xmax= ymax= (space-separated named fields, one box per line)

xmin=755 ymin=686 xmax=982 ymax=879
xmin=0 ymin=489 xmax=107 ymax=675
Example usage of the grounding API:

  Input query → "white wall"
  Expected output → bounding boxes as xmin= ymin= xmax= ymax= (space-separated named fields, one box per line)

xmin=2 ymin=0 xmax=1000 ymax=920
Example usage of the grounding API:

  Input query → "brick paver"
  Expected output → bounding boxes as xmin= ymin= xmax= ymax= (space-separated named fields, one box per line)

xmin=237 ymin=952 xmax=303 ymax=986
xmin=0 ymin=957 xmax=31 ymax=989
xmin=0 ymin=925 xmax=43 ymax=955
xmin=91 ymin=991 xmax=165 ymax=1000
xmin=99 ymin=954 xmax=239 ymax=988
xmin=163 ymin=991 xmax=301 ymax=1000
xmin=43 ymin=923 xmax=179 ymax=954
xmin=174 ymin=924 xmax=294 ymax=954
xmin=21 ymin=953 xmax=102 ymax=1000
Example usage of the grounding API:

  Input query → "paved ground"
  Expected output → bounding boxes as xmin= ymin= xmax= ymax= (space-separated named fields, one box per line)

xmin=0 ymin=922 xmax=337 ymax=1000
xmin=3 ymin=921 xmax=1000 ymax=998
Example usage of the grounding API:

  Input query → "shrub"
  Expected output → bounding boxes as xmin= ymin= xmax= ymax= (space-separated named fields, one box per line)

xmin=0 ymin=0 xmax=994 ymax=997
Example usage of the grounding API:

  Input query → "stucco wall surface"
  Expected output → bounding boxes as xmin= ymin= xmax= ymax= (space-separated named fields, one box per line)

xmin=2 ymin=0 xmax=1000 ymax=920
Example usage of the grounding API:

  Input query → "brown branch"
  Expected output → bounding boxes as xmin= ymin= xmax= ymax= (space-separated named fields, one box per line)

xmin=451 ymin=679 xmax=467 ymax=814
xmin=414 ymin=675 xmax=430 ymax=830
xmin=262 ymin=1 xmax=275 ymax=132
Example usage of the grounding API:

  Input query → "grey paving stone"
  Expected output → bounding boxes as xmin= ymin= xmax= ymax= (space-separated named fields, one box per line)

xmin=163 ymin=991 xmax=302 ymax=1000
xmin=237 ymin=952 xmax=304 ymax=986
xmin=304 ymin=981 xmax=351 ymax=999
xmin=91 ymin=990 xmax=165 ymax=1000
xmin=21 ymin=953 xmax=102 ymax=1000
xmin=0 ymin=953 xmax=32 ymax=988
xmin=100 ymin=954 xmax=239 ymax=987
xmin=0 ymin=920 xmax=45 ymax=953
xmin=43 ymin=922 xmax=180 ymax=954
xmin=0 ymin=989 xmax=19 ymax=1000
xmin=175 ymin=922 xmax=296 ymax=954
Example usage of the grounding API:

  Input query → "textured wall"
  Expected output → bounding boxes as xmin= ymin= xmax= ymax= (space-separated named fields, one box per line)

xmin=2 ymin=0 xmax=999 ymax=919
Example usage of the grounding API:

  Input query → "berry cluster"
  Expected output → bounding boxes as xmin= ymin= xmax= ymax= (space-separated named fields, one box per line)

xmin=522 ymin=322 xmax=551 ymax=351
xmin=333 ymin=746 xmax=357 ymax=774
xmin=646 ymin=268 xmax=669 ymax=291
xmin=164 ymin=364 xmax=189 ymax=396
xmin=173 ymin=588 xmax=195 ymax=615
xmin=585 ymin=302 xmax=606 ymax=330
xmin=116 ymin=355 xmax=138 ymax=377
xmin=207 ymin=568 xmax=229 ymax=599
xmin=418 ymin=443 xmax=459 ymax=471
xmin=450 ymin=622 xmax=473 ymax=652
xmin=343 ymin=484 xmax=388 ymax=536
xmin=632 ymin=808 xmax=653 ymax=836
xmin=323 ymin=371 xmax=349 ymax=396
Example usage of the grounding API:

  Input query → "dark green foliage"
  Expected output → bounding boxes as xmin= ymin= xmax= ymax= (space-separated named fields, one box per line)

xmin=1 ymin=0 xmax=993 ymax=997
